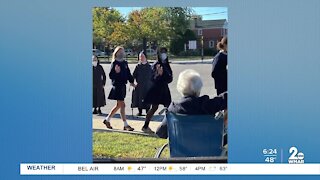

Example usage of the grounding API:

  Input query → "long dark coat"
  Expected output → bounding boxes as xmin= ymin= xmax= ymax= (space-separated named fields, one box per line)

xmin=131 ymin=62 xmax=153 ymax=109
xmin=211 ymin=51 xmax=228 ymax=95
xmin=144 ymin=59 xmax=173 ymax=107
xmin=93 ymin=64 xmax=106 ymax=108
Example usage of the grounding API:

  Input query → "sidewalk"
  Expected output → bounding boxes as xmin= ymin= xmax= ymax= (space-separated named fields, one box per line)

xmin=170 ymin=59 xmax=212 ymax=64
xmin=100 ymin=59 xmax=213 ymax=64
xmin=92 ymin=114 xmax=161 ymax=136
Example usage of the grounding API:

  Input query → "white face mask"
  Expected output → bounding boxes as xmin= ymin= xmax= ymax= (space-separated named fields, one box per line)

xmin=92 ymin=61 xmax=98 ymax=67
xmin=161 ymin=53 xmax=167 ymax=61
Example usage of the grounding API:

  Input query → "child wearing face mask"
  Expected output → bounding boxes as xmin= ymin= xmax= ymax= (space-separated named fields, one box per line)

xmin=131 ymin=51 xmax=153 ymax=116
xmin=104 ymin=46 xmax=136 ymax=131
xmin=92 ymin=55 xmax=106 ymax=114
xmin=142 ymin=47 xmax=173 ymax=133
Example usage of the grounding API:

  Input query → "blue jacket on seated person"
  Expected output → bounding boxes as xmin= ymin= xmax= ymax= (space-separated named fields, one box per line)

xmin=155 ymin=92 xmax=227 ymax=139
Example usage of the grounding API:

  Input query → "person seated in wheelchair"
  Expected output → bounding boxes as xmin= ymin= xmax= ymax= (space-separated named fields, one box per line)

xmin=156 ymin=69 xmax=227 ymax=139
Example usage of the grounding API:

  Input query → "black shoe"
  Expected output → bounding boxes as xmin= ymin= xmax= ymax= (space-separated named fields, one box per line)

xmin=136 ymin=112 xmax=142 ymax=116
xmin=103 ymin=120 xmax=113 ymax=129
xmin=97 ymin=109 xmax=102 ymax=114
xmin=124 ymin=125 xmax=134 ymax=131
xmin=93 ymin=109 xmax=98 ymax=114
xmin=142 ymin=127 xmax=155 ymax=134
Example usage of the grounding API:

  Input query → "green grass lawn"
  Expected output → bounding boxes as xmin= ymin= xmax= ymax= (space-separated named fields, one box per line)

xmin=93 ymin=132 xmax=169 ymax=159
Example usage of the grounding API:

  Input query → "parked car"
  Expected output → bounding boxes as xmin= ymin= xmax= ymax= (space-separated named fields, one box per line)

xmin=125 ymin=49 xmax=136 ymax=56
xmin=92 ymin=49 xmax=105 ymax=57
xmin=146 ymin=49 xmax=157 ymax=56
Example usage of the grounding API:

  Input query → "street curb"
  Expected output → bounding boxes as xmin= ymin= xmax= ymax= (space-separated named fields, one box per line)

xmin=99 ymin=60 xmax=213 ymax=65
xmin=93 ymin=128 xmax=158 ymax=138
xmin=170 ymin=60 xmax=212 ymax=64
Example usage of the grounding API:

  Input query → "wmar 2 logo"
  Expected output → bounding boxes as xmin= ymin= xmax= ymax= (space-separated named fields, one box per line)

xmin=288 ymin=146 xmax=304 ymax=164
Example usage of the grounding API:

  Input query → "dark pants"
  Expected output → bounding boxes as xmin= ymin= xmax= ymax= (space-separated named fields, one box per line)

xmin=143 ymin=104 xmax=169 ymax=128
xmin=143 ymin=104 xmax=159 ymax=128
xmin=155 ymin=117 xmax=168 ymax=138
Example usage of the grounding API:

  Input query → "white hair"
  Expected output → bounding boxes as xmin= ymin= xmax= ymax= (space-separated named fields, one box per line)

xmin=177 ymin=69 xmax=203 ymax=97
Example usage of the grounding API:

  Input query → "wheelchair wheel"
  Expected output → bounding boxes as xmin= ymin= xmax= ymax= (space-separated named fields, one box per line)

xmin=154 ymin=143 xmax=169 ymax=158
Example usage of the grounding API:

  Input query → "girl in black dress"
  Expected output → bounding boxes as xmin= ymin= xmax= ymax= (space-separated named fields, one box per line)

xmin=211 ymin=36 xmax=228 ymax=95
xmin=103 ymin=46 xmax=136 ymax=131
xmin=143 ymin=47 xmax=173 ymax=133
xmin=92 ymin=55 xmax=106 ymax=114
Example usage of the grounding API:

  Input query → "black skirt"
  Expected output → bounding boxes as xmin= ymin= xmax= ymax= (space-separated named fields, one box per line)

xmin=144 ymin=83 xmax=171 ymax=107
xmin=108 ymin=85 xmax=126 ymax=101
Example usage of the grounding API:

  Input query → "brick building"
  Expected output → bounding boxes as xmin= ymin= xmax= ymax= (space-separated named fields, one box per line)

xmin=189 ymin=16 xmax=228 ymax=50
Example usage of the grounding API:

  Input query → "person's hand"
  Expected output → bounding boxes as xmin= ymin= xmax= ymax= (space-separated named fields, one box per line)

xmin=224 ymin=109 xmax=228 ymax=127
xmin=156 ymin=64 xmax=163 ymax=76
xmin=158 ymin=66 xmax=163 ymax=76
xmin=155 ymin=64 xmax=160 ymax=76
xmin=115 ymin=64 xmax=121 ymax=73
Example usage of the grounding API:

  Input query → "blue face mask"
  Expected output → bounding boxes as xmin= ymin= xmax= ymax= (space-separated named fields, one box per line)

xmin=161 ymin=53 xmax=167 ymax=62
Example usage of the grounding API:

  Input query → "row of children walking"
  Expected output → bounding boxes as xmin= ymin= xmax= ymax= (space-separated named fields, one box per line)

xmin=93 ymin=46 xmax=173 ymax=133
xmin=92 ymin=36 xmax=227 ymax=133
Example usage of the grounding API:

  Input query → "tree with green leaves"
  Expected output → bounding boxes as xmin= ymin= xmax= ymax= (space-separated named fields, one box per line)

xmin=93 ymin=7 xmax=194 ymax=55
xmin=164 ymin=7 xmax=194 ymax=54
xmin=92 ymin=7 xmax=124 ymax=49
xmin=126 ymin=7 xmax=194 ymax=55
xmin=170 ymin=29 xmax=197 ymax=55
xmin=127 ymin=7 xmax=171 ymax=56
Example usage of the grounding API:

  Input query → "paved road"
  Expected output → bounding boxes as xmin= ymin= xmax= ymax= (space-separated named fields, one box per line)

xmin=97 ymin=62 xmax=217 ymax=117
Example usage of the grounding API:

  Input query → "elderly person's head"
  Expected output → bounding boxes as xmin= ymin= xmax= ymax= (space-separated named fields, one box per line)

xmin=177 ymin=69 xmax=203 ymax=97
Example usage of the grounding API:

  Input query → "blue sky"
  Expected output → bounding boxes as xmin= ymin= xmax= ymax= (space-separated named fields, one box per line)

xmin=114 ymin=7 xmax=228 ymax=20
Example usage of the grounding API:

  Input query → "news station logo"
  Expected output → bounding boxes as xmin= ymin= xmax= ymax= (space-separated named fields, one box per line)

xmin=288 ymin=146 xmax=304 ymax=164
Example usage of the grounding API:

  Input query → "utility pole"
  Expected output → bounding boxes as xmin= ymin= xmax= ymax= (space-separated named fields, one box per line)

xmin=143 ymin=37 xmax=147 ymax=59
xmin=201 ymin=35 xmax=204 ymax=63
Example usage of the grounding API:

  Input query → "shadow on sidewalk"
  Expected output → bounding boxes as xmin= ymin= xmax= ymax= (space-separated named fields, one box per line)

xmin=96 ymin=114 xmax=164 ymax=122
xmin=93 ymin=129 xmax=158 ymax=137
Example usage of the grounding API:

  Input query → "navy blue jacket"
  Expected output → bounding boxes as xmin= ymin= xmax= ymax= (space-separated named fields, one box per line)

xmin=109 ymin=60 xmax=134 ymax=86
xmin=211 ymin=52 xmax=227 ymax=95
xmin=156 ymin=93 xmax=227 ymax=139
